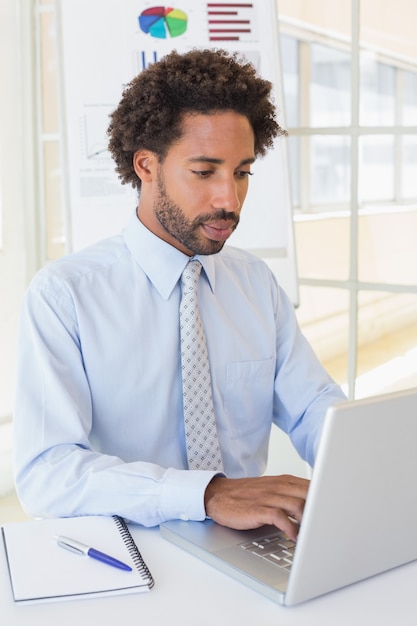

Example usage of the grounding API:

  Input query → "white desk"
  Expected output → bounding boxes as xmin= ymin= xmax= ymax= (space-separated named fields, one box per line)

xmin=3 ymin=524 xmax=417 ymax=626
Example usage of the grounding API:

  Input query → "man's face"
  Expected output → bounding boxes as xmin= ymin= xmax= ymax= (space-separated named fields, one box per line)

xmin=137 ymin=111 xmax=256 ymax=256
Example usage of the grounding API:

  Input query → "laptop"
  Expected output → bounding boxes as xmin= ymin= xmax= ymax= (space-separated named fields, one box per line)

xmin=160 ymin=387 xmax=417 ymax=606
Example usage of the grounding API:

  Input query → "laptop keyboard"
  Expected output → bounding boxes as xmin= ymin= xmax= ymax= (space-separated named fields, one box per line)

xmin=239 ymin=531 xmax=296 ymax=572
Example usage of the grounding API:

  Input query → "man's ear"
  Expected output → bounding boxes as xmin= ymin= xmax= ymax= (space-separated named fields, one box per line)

xmin=133 ymin=150 xmax=157 ymax=183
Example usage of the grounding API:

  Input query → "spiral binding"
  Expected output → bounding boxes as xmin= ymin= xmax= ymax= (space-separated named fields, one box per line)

xmin=113 ymin=515 xmax=155 ymax=589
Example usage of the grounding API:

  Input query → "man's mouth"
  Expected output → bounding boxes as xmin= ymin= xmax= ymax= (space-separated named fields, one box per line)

xmin=200 ymin=220 xmax=238 ymax=242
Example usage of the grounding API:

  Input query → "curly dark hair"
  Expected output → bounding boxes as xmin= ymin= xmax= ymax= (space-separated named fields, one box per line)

xmin=107 ymin=48 xmax=286 ymax=190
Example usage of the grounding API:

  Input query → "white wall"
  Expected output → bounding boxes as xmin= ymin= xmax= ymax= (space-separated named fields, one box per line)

xmin=265 ymin=426 xmax=311 ymax=478
xmin=0 ymin=0 xmax=35 ymax=494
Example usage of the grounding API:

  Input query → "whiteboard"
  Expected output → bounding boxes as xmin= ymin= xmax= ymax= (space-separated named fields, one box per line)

xmin=57 ymin=0 xmax=299 ymax=304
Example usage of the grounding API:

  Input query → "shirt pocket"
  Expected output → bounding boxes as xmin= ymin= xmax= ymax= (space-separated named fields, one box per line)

xmin=223 ymin=358 xmax=275 ymax=439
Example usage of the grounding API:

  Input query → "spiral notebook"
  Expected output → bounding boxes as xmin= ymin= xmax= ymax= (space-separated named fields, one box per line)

xmin=2 ymin=515 xmax=154 ymax=604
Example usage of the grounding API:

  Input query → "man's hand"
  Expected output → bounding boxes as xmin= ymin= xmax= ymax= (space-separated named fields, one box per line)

xmin=204 ymin=474 xmax=309 ymax=541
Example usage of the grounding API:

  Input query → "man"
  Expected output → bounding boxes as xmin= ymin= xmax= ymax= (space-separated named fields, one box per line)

xmin=14 ymin=49 xmax=345 ymax=541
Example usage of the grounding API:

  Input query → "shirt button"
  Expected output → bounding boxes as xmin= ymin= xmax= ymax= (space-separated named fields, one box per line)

xmin=180 ymin=514 xmax=189 ymax=521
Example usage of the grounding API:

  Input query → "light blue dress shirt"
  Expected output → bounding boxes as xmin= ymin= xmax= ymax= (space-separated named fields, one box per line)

xmin=14 ymin=212 xmax=346 ymax=525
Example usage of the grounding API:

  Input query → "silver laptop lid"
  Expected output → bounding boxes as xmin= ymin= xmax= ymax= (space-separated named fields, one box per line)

xmin=286 ymin=387 xmax=417 ymax=605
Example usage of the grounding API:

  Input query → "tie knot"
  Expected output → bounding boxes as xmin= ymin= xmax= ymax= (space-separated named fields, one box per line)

xmin=181 ymin=260 xmax=202 ymax=293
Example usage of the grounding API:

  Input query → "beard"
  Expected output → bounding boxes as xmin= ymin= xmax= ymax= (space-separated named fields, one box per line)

xmin=153 ymin=172 xmax=240 ymax=256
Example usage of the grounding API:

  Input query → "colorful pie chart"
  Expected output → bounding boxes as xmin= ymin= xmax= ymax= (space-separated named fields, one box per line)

xmin=139 ymin=6 xmax=188 ymax=39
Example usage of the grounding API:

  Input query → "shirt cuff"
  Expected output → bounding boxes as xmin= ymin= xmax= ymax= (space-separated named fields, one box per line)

xmin=160 ymin=467 xmax=223 ymax=522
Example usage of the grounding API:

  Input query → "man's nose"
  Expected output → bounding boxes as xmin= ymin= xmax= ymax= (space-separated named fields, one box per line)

xmin=212 ymin=177 xmax=241 ymax=212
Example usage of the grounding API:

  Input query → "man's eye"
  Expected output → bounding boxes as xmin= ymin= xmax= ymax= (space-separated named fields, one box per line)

xmin=192 ymin=170 xmax=213 ymax=178
xmin=236 ymin=171 xmax=253 ymax=178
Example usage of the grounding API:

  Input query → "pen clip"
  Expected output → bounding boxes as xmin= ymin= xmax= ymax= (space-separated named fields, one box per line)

xmin=55 ymin=535 xmax=87 ymax=555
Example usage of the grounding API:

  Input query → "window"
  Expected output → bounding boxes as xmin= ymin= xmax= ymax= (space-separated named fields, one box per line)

xmin=281 ymin=33 xmax=417 ymax=213
xmin=360 ymin=57 xmax=396 ymax=126
xmin=310 ymin=43 xmax=351 ymax=127
xmin=403 ymin=70 xmax=417 ymax=124
xmin=358 ymin=136 xmax=395 ymax=202
xmin=402 ymin=136 xmax=417 ymax=197
xmin=38 ymin=0 xmax=65 ymax=262
xmin=310 ymin=136 xmax=350 ymax=205
xmin=278 ymin=1 xmax=417 ymax=397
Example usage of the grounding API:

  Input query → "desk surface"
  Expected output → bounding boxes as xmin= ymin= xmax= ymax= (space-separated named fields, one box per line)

xmin=3 ymin=524 xmax=417 ymax=625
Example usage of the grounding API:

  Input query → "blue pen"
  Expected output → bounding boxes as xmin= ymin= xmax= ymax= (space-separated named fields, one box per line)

xmin=55 ymin=535 xmax=132 ymax=571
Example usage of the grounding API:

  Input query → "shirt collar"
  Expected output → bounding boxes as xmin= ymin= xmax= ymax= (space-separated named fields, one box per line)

xmin=123 ymin=211 xmax=216 ymax=299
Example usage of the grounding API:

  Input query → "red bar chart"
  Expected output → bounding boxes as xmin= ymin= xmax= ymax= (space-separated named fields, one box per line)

xmin=207 ymin=2 xmax=255 ymax=41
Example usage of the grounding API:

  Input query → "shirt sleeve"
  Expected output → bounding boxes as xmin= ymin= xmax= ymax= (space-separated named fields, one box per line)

xmin=272 ymin=279 xmax=347 ymax=466
xmin=13 ymin=277 xmax=218 ymax=525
